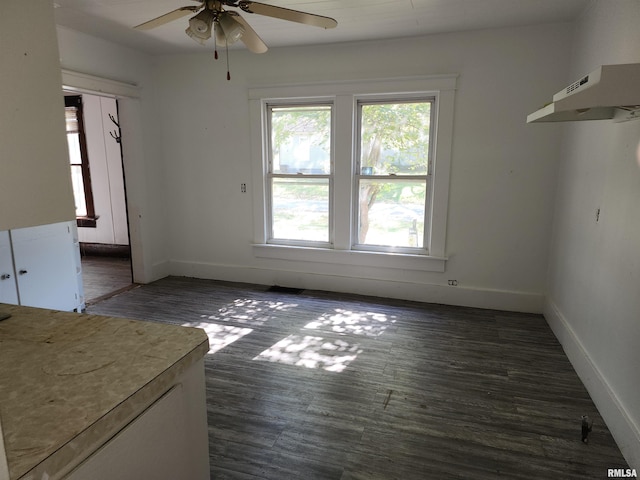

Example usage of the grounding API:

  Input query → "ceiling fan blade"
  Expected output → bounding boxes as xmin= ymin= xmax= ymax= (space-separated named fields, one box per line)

xmin=236 ymin=1 xmax=337 ymax=29
xmin=233 ymin=14 xmax=268 ymax=53
xmin=134 ymin=6 xmax=201 ymax=30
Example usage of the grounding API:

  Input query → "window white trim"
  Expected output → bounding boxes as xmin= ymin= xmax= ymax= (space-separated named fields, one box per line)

xmin=352 ymin=94 xmax=435 ymax=254
xmin=249 ymin=75 xmax=456 ymax=272
xmin=253 ymin=243 xmax=446 ymax=273
xmin=61 ymin=69 xmax=139 ymax=99
xmin=265 ymin=101 xmax=334 ymax=246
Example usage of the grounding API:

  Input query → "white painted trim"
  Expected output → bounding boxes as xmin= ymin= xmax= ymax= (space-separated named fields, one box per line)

xmin=544 ymin=298 xmax=640 ymax=469
xmin=167 ymin=259 xmax=544 ymax=313
xmin=150 ymin=259 xmax=171 ymax=283
xmin=248 ymin=74 xmax=457 ymax=259
xmin=56 ymin=75 xmax=146 ymax=284
xmin=429 ymin=87 xmax=455 ymax=258
xmin=249 ymin=74 xmax=458 ymax=99
xmin=253 ymin=243 xmax=446 ymax=272
xmin=61 ymin=69 xmax=139 ymax=98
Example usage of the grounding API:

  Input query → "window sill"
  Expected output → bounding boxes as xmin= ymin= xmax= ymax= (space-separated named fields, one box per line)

xmin=76 ymin=216 xmax=99 ymax=228
xmin=253 ymin=244 xmax=446 ymax=273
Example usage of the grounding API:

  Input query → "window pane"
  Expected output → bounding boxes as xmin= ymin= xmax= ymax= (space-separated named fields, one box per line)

xmin=272 ymin=177 xmax=329 ymax=242
xmin=358 ymin=178 xmax=426 ymax=248
xmin=270 ymin=105 xmax=331 ymax=174
xmin=70 ymin=165 xmax=87 ymax=217
xmin=360 ymin=101 xmax=430 ymax=175
xmin=67 ymin=133 xmax=82 ymax=165
xmin=65 ymin=107 xmax=79 ymax=133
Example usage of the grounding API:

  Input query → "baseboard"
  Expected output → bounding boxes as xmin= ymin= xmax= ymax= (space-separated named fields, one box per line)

xmin=150 ymin=260 xmax=171 ymax=283
xmin=166 ymin=260 xmax=544 ymax=313
xmin=544 ymin=298 xmax=640 ymax=469
xmin=80 ymin=242 xmax=130 ymax=258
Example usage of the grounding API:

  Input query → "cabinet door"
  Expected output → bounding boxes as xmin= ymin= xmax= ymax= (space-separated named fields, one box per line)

xmin=66 ymin=360 xmax=209 ymax=480
xmin=0 ymin=231 xmax=18 ymax=304
xmin=11 ymin=222 xmax=79 ymax=311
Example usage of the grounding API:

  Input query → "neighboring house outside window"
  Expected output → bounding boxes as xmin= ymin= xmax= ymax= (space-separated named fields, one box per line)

xmin=64 ymin=95 xmax=97 ymax=227
xmin=250 ymin=75 xmax=456 ymax=273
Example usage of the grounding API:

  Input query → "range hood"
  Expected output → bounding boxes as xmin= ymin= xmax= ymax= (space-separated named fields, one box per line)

xmin=527 ymin=63 xmax=640 ymax=123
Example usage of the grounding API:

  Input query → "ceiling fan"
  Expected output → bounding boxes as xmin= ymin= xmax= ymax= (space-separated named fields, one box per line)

xmin=135 ymin=1 xmax=337 ymax=72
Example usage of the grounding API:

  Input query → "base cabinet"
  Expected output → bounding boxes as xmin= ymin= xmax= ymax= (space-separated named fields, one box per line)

xmin=64 ymin=359 xmax=210 ymax=480
xmin=0 ymin=221 xmax=84 ymax=311
xmin=0 ymin=231 xmax=18 ymax=304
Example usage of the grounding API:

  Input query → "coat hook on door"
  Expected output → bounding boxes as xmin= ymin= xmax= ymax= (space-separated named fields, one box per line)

xmin=108 ymin=113 xmax=121 ymax=144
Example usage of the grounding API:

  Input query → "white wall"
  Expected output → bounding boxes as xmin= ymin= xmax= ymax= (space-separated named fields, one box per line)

xmin=153 ymin=23 xmax=571 ymax=312
xmin=78 ymin=94 xmax=129 ymax=246
xmin=544 ymin=0 xmax=640 ymax=468
xmin=56 ymin=27 xmax=163 ymax=282
xmin=47 ymin=6 xmax=639 ymax=466
xmin=0 ymin=0 xmax=75 ymax=231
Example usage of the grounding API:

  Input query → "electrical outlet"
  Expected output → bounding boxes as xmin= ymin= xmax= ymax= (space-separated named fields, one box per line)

xmin=448 ymin=280 xmax=458 ymax=286
xmin=241 ymin=183 xmax=247 ymax=193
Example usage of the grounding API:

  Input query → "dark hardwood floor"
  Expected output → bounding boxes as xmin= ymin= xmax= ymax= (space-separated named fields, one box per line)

xmin=86 ymin=276 xmax=629 ymax=479
xmin=81 ymin=256 xmax=133 ymax=305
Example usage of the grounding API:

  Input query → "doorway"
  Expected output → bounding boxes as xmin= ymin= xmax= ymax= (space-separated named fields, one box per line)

xmin=64 ymin=91 xmax=134 ymax=304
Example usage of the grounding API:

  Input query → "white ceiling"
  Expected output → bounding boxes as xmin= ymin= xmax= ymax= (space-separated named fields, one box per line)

xmin=53 ymin=0 xmax=590 ymax=55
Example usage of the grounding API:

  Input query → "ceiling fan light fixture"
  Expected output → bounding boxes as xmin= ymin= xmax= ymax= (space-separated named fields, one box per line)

xmin=186 ymin=8 xmax=214 ymax=43
xmin=135 ymin=1 xmax=336 ymax=55
xmin=219 ymin=12 xmax=245 ymax=44
xmin=214 ymin=20 xmax=226 ymax=45
xmin=185 ymin=26 xmax=205 ymax=44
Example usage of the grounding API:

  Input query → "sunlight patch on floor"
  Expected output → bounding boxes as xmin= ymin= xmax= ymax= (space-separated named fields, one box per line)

xmin=200 ymin=298 xmax=299 ymax=326
xmin=183 ymin=321 xmax=253 ymax=354
xmin=304 ymin=309 xmax=396 ymax=337
xmin=253 ymin=335 xmax=362 ymax=372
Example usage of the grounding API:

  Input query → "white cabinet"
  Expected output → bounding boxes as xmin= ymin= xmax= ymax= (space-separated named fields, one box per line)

xmin=1 ymin=222 xmax=84 ymax=312
xmin=65 ymin=359 xmax=210 ymax=480
xmin=0 ymin=231 xmax=19 ymax=304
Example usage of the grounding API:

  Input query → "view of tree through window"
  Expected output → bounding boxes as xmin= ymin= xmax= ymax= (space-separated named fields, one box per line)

xmin=268 ymin=104 xmax=332 ymax=243
xmin=357 ymin=101 xmax=432 ymax=248
xmin=266 ymin=98 xmax=433 ymax=250
xmin=255 ymin=77 xmax=455 ymax=260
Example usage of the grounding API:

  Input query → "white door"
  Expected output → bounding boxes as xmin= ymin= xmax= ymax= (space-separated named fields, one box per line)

xmin=0 ymin=231 xmax=18 ymax=304
xmin=11 ymin=222 xmax=79 ymax=311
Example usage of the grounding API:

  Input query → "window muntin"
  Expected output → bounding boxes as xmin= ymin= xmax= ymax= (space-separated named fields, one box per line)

xmin=267 ymin=104 xmax=332 ymax=245
xmin=355 ymin=99 xmax=433 ymax=251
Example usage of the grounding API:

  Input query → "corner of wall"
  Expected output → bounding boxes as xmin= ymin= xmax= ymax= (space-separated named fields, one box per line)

xmin=543 ymin=297 xmax=640 ymax=469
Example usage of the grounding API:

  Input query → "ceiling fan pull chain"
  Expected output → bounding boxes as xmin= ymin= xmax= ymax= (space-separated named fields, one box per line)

xmin=214 ymin=25 xmax=218 ymax=60
xmin=225 ymin=40 xmax=231 ymax=80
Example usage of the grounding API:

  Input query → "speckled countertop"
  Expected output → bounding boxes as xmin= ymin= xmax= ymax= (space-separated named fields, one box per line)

xmin=0 ymin=304 xmax=209 ymax=480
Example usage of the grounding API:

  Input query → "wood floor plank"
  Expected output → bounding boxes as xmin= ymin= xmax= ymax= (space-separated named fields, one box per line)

xmin=85 ymin=275 xmax=630 ymax=479
xmin=81 ymin=256 xmax=132 ymax=303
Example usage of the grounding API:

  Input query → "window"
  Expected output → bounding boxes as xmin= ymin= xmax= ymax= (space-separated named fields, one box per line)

xmin=250 ymin=76 xmax=456 ymax=272
xmin=64 ymin=95 xmax=96 ymax=227
xmin=356 ymin=100 xmax=433 ymax=251
xmin=268 ymin=104 xmax=332 ymax=245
